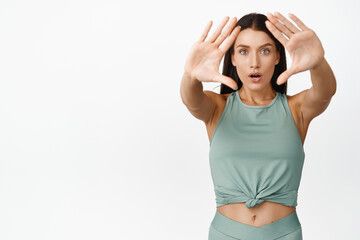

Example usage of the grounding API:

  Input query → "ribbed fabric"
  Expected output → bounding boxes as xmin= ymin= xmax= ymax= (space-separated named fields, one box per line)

xmin=209 ymin=209 xmax=302 ymax=240
xmin=209 ymin=90 xmax=305 ymax=208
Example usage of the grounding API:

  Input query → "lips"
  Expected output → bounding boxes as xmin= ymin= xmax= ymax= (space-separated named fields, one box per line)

xmin=248 ymin=72 xmax=263 ymax=78
xmin=249 ymin=72 xmax=263 ymax=82
xmin=250 ymin=76 xmax=262 ymax=82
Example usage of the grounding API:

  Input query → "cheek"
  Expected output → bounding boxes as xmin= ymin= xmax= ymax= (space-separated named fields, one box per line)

xmin=235 ymin=65 xmax=247 ymax=76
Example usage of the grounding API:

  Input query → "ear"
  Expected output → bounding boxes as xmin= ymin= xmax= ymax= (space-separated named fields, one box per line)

xmin=231 ymin=52 xmax=236 ymax=67
xmin=275 ymin=51 xmax=280 ymax=65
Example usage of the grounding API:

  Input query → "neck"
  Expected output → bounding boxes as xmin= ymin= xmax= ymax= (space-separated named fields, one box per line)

xmin=238 ymin=87 xmax=277 ymax=105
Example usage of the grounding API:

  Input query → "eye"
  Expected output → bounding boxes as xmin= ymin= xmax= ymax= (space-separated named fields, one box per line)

xmin=239 ymin=49 xmax=270 ymax=55
xmin=239 ymin=50 xmax=247 ymax=55
xmin=262 ymin=48 xmax=270 ymax=54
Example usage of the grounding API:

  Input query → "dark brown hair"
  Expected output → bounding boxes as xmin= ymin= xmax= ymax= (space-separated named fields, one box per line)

xmin=218 ymin=12 xmax=288 ymax=95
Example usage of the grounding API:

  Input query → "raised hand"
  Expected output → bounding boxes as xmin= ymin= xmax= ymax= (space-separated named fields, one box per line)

xmin=265 ymin=12 xmax=325 ymax=85
xmin=184 ymin=17 xmax=241 ymax=90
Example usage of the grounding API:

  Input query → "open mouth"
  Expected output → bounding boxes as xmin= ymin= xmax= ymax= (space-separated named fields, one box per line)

xmin=249 ymin=74 xmax=262 ymax=79
xmin=249 ymin=73 xmax=263 ymax=82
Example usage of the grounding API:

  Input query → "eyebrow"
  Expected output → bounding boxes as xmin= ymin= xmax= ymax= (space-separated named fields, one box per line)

xmin=236 ymin=43 xmax=274 ymax=48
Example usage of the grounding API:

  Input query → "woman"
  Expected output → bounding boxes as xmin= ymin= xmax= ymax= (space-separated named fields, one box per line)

xmin=180 ymin=12 xmax=336 ymax=239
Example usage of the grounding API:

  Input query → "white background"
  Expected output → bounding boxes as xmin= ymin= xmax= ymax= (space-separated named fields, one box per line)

xmin=0 ymin=0 xmax=358 ymax=239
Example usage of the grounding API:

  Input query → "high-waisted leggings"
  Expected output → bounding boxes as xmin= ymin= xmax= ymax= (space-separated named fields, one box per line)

xmin=208 ymin=209 xmax=302 ymax=240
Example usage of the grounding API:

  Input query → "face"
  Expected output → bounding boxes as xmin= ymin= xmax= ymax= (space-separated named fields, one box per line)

xmin=231 ymin=28 xmax=280 ymax=90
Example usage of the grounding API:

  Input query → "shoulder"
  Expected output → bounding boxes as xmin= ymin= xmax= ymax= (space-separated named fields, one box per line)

xmin=283 ymin=90 xmax=307 ymax=109
xmin=283 ymin=90 xmax=309 ymax=126
xmin=203 ymin=90 xmax=233 ymax=125
xmin=203 ymin=90 xmax=233 ymax=105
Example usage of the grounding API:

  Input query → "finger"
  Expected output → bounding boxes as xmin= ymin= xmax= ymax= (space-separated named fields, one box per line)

xmin=266 ymin=13 xmax=294 ymax=39
xmin=198 ymin=20 xmax=213 ymax=42
xmin=273 ymin=12 xmax=301 ymax=34
xmin=218 ymin=25 xmax=241 ymax=53
xmin=276 ymin=66 xmax=296 ymax=85
xmin=287 ymin=12 xmax=309 ymax=31
xmin=215 ymin=73 xmax=238 ymax=90
xmin=213 ymin=17 xmax=238 ymax=47
xmin=265 ymin=20 xmax=289 ymax=46
xmin=206 ymin=16 xmax=231 ymax=43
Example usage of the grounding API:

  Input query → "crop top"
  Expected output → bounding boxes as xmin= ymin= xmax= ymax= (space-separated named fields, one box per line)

xmin=209 ymin=90 xmax=305 ymax=209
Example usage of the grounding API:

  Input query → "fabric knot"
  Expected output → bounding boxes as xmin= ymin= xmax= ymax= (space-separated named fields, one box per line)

xmin=245 ymin=198 xmax=265 ymax=208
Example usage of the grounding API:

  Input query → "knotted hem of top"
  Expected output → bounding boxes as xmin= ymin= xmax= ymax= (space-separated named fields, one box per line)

xmin=215 ymin=189 xmax=298 ymax=209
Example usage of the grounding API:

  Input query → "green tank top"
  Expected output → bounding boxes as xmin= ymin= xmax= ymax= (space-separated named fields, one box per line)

xmin=209 ymin=90 xmax=305 ymax=209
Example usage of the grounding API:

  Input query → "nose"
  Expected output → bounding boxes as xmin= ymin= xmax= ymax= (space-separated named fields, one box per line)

xmin=250 ymin=52 xmax=260 ymax=69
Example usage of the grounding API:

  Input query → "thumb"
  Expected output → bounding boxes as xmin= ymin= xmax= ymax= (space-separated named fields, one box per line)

xmin=277 ymin=66 xmax=296 ymax=85
xmin=216 ymin=74 xmax=238 ymax=90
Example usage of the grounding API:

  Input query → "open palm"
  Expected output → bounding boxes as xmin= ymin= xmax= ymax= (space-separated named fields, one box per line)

xmin=266 ymin=12 xmax=325 ymax=85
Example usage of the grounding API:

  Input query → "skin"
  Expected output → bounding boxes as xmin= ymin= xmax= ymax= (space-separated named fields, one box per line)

xmin=207 ymin=30 xmax=300 ymax=227
xmin=231 ymin=28 xmax=280 ymax=104
xmin=181 ymin=11 xmax=336 ymax=227
xmin=205 ymin=12 xmax=336 ymax=227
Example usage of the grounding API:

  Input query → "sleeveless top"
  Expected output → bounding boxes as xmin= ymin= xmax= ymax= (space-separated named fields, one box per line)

xmin=209 ymin=90 xmax=305 ymax=209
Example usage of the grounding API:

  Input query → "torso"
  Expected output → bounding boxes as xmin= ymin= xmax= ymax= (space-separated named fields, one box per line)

xmin=206 ymin=91 xmax=310 ymax=227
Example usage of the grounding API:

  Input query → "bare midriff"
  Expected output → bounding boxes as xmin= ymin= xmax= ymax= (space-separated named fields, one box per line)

xmin=216 ymin=201 xmax=296 ymax=227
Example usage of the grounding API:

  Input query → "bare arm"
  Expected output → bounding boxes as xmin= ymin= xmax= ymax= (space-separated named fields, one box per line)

xmin=265 ymin=12 xmax=337 ymax=122
xmin=301 ymin=57 xmax=336 ymax=122
xmin=179 ymin=16 xmax=240 ymax=123
xmin=180 ymin=72 xmax=216 ymax=123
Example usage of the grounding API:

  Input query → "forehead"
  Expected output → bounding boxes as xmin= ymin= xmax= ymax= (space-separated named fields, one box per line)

xmin=234 ymin=28 xmax=275 ymax=47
